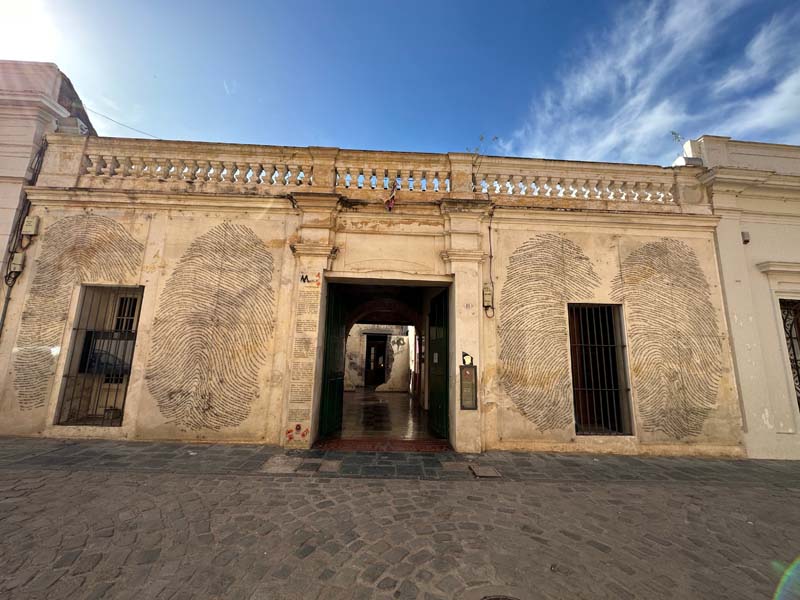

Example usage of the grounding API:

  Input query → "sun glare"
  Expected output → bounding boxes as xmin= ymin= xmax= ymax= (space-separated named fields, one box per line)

xmin=0 ymin=0 xmax=61 ymax=62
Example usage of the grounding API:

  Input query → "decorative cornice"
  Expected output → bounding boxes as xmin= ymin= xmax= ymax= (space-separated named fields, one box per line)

xmin=24 ymin=187 xmax=297 ymax=213
xmin=700 ymin=167 xmax=800 ymax=195
xmin=756 ymin=261 xmax=800 ymax=276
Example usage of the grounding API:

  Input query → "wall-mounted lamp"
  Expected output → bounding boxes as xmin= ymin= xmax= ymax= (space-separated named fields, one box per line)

xmin=741 ymin=231 xmax=751 ymax=245
xmin=462 ymin=352 xmax=473 ymax=366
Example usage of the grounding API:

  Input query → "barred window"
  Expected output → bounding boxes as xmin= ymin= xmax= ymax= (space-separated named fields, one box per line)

xmin=57 ymin=286 xmax=144 ymax=427
xmin=568 ymin=304 xmax=632 ymax=435
xmin=780 ymin=299 xmax=800 ymax=410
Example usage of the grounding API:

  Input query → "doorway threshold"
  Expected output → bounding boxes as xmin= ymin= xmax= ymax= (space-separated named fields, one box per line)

xmin=314 ymin=438 xmax=452 ymax=453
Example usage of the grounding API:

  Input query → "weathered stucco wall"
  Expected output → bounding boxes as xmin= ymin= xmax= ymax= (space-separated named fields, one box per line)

xmin=344 ymin=324 xmax=410 ymax=392
xmin=0 ymin=132 xmax=754 ymax=456
xmin=482 ymin=221 xmax=741 ymax=454
xmin=0 ymin=204 xmax=296 ymax=444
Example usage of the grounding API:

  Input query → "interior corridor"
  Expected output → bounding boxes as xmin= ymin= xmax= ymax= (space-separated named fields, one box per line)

xmin=338 ymin=390 xmax=434 ymax=440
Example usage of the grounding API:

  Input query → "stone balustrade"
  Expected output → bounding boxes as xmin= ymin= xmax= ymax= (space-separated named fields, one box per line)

xmin=474 ymin=158 xmax=675 ymax=203
xmin=37 ymin=135 xmax=705 ymax=210
xmin=334 ymin=150 xmax=451 ymax=193
xmin=82 ymin=143 xmax=314 ymax=189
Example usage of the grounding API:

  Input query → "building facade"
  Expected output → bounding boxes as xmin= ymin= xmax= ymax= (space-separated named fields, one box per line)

xmin=0 ymin=127 xmax=748 ymax=456
xmin=684 ymin=137 xmax=800 ymax=459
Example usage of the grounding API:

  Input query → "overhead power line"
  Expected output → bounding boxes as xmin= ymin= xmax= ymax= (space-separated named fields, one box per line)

xmin=84 ymin=107 xmax=159 ymax=139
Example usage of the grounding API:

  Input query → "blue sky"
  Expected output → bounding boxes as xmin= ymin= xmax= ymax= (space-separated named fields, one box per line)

xmin=2 ymin=0 xmax=799 ymax=165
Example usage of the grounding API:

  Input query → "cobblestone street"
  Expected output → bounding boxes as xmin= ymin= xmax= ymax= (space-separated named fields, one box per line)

xmin=1 ymin=438 xmax=799 ymax=599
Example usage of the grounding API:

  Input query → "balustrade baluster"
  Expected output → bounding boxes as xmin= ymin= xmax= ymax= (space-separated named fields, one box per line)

xmin=634 ymin=182 xmax=647 ymax=202
xmin=99 ymin=155 xmax=114 ymax=177
xmin=665 ymin=183 xmax=676 ymax=203
xmin=263 ymin=165 xmax=276 ymax=185
xmin=500 ymin=174 xmax=510 ymax=194
xmin=608 ymin=179 xmax=622 ymax=202
xmin=534 ymin=176 xmax=547 ymax=197
xmin=129 ymin=157 xmax=145 ymax=178
xmin=115 ymin=157 xmax=131 ymax=177
xmin=508 ymin=175 xmax=520 ymax=195
xmin=562 ymin=178 xmax=575 ymax=198
xmin=208 ymin=161 xmax=222 ymax=182
xmin=248 ymin=163 xmax=262 ymax=185
xmin=620 ymin=181 xmax=632 ymax=201
xmin=235 ymin=162 xmax=248 ymax=185
xmin=183 ymin=160 xmax=197 ymax=181
xmin=195 ymin=160 xmax=210 ymax=182
xmin=547 ymin=177 xmax=557 ymax=197
xmin=143 ymin=158 xmax=157 ymax=178
xmin=583 ymin=179 xmax=593 ymax=199
xmin=166 ymin=159 xmax=181 ymax=180
xmin=593 ymin=179 xmax=605 ymax=200
xmin=153 ymin=159 xmax=168 ymax=179
xmin=219 ymin=161 xmax=233 ymax=183
xmin=603 ymin=180 xmax=612 ymax=200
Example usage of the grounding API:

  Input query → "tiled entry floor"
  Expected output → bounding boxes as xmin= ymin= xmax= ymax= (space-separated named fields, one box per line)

xmin=335 ymin=390 xmax=441 ymax=439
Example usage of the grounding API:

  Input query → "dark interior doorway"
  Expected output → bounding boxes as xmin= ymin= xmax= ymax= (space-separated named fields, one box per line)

xmin=364 ymin=334 xmax=388 ymax=388
xmin=317 ymin=281 xmax=450 ymax=447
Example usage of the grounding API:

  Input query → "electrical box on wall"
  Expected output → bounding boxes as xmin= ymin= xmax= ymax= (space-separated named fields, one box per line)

xmin=21 ymin=216 xmax=39 ymax=236
xmin=482 ymin=283 xmax=493 ymax=308
xmin=9 ymin=252 xmax=25 ymax=272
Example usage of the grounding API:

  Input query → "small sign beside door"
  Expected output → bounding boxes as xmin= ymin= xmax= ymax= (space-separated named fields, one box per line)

xmin=460 ymin=365 xmax=477 ymax=410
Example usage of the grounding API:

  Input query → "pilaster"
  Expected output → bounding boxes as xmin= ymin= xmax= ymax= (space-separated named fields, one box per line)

xmin=282 ymin=192 xmax=340 ymax=448
xmin=441 ymin=198 xmax=489 ymax=453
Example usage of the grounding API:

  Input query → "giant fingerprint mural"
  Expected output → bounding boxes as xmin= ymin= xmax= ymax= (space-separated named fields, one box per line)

xmin=611 ymin=238 xmax=721 ymax=439
xmin=13 ymin=215 xmax=144 ymax=410
xmin=146 ymin=222 xmax=276 ymax=431
xmin=499 ymin=234 xmax=599 ymax=430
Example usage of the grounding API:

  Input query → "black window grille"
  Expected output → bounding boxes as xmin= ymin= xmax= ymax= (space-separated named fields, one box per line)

xmin=780 ymin=299 xmax=800 ymax=410
xmin=568 ymin=304 xmax=632 ymax=435
xmin=56 ymin=286 xmax=144 ymax=427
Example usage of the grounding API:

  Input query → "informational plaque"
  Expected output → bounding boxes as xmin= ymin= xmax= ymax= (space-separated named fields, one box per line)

xmin=460 ymin=365 xmax=477 ymax=410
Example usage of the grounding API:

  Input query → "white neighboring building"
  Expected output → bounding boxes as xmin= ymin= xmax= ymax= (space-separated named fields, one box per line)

xmin=0 ymin=60 xmax=94 ymax=271
xmin=686 ymin=136 xmax=800 ymax=459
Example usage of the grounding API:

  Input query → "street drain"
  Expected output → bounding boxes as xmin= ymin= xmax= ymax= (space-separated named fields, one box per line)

xmin=481 ymin=596 xmax=520 ymax=600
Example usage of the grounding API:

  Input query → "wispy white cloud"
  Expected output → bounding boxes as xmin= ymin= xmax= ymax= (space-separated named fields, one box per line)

xmin=714 ymin=12 xmax=800 ymax=95
xmin=501 ymin=0 xmax=800 ymax=165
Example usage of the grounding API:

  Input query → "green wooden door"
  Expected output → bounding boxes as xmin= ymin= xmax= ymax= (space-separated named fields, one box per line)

xmin=319 ymin=284 xmax=346 ymax=438
xmin=427 ymin=289 xmax=449 ymax=439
